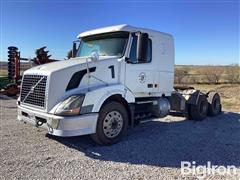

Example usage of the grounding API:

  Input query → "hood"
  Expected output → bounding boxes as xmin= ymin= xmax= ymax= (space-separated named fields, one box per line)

xmin=22 ymin=56 xmax=120 ymax=112
xmin=24 ymin=56 xmax=117 ymax=75
xmin=26 ymin=58 xmax=87 ymax=74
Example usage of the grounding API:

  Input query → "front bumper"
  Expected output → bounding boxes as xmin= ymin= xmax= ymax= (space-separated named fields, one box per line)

xmin=17 ymin=105 xmax=98 ymax=137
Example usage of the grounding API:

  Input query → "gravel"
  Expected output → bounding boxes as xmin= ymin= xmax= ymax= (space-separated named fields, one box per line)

xmin=1 ymin=97 xmax=240 ymax=179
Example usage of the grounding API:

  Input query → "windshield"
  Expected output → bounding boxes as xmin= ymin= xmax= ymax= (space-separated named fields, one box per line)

xmin=76 ymin=32 xmax=129 ymax=58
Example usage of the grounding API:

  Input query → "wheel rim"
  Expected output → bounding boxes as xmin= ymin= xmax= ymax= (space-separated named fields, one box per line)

xmin=103 ymin=111 xmax=123 ymax=138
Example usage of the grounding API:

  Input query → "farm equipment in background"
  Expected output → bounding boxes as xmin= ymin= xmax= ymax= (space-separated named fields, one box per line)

xmin=1 ymin=46 xmax=59 ymax=96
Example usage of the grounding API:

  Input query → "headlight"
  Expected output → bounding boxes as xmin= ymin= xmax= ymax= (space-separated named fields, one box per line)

xmin=54 ymin=95 xmax=85 ymax=116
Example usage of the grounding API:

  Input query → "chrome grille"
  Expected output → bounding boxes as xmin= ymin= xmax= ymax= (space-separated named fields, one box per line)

xmin=20 ymin=75 xmax=47 ymax=108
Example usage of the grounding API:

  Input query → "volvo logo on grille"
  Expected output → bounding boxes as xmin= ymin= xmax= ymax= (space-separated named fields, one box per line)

xmin=30 ymin=86 xmax=35 ymax=93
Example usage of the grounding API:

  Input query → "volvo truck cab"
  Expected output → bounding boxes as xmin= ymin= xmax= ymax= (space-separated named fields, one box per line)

xmin=17 ymin=25 xmax=221 ymax=145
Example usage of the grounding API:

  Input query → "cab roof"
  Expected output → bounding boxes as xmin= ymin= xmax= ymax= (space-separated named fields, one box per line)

xmin=77 ymin=24 xmax=172 ymax=38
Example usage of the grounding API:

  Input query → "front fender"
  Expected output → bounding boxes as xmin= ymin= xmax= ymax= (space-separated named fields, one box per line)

xmin=82 ymin=84 xmax=135 ymax=112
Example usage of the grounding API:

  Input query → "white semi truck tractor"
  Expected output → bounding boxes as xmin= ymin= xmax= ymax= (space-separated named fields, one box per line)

xmin=17 ymin=25 xmax=221 ymax=145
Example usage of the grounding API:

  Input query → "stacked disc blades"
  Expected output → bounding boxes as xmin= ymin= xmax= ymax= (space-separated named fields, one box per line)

xmin=7 ymin=46 xmax=18 ymax=80
xmin=34 ymin=46 xmax=51 ymax=64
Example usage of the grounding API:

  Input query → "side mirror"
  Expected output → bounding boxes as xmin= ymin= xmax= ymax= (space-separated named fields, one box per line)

xmin=136 ymin=33 xmax=149 ymax=63
xmin=72 ymin=42 xmax=77 ymax=58
xmin=67 ymin=50 xmax=73 ymax=59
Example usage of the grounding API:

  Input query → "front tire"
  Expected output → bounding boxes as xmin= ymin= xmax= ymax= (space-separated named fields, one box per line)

xmin=91 ymin=102 xmax=128 ymax=145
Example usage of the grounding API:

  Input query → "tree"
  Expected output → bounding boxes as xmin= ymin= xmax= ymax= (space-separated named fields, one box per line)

xmin=174 ymin=67 xmax=189 ymax=84
xmin=199 ymin=66 xmax=223 ymax=84
xmin=227 ymin=64 xmax=240 ymax=84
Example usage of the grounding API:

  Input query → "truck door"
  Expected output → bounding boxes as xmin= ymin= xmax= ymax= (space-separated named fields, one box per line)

xmin=125 ymin=33 xmax=156 ymax=96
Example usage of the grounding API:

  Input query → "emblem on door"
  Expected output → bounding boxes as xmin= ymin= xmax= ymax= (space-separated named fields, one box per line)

xmin=138 ymin=72 xmax=146 ymax=83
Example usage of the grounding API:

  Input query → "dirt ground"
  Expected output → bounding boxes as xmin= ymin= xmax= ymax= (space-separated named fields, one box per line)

xmin=0 ymin=97 xmax=239 ymax=180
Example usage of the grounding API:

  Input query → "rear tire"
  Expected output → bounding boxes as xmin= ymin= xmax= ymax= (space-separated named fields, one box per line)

xmin=184 ymin=103 xmax=193 ymax=120
xmin=190 ymin=95 xmax=208 ymax=121
xmin=91 ymin=102 xmax=128 ymax=145
xmin=207 ymin=91 xmax=221 ymax=116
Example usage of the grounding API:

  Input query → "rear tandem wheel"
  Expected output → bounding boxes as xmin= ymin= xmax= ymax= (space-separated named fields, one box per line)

xmin=189 ymin=95 xmax=208 ymax=121
xmin=207 ymin=91 xmax=222 ymax=116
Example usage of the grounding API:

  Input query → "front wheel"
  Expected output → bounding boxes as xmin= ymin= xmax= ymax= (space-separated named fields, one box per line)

xmin=91 ymin=102 xmax=128 ymax=145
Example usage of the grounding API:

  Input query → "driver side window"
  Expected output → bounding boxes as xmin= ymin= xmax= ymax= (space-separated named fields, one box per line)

xmin=129 ymin=34 xmax=152 ymax=63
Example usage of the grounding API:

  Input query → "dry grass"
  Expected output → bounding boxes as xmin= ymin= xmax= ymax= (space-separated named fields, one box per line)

xmin=175 ymin=65 xmax=240 ymax=84
xmin=0 ymin=69 xmax=7 ymax=77
xmin=189 ymin=84 xmax=240 ymax=112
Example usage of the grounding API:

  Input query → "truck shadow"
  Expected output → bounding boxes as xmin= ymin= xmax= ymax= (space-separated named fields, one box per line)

xmin=46 ymin=112 xmax=240 ymax=168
